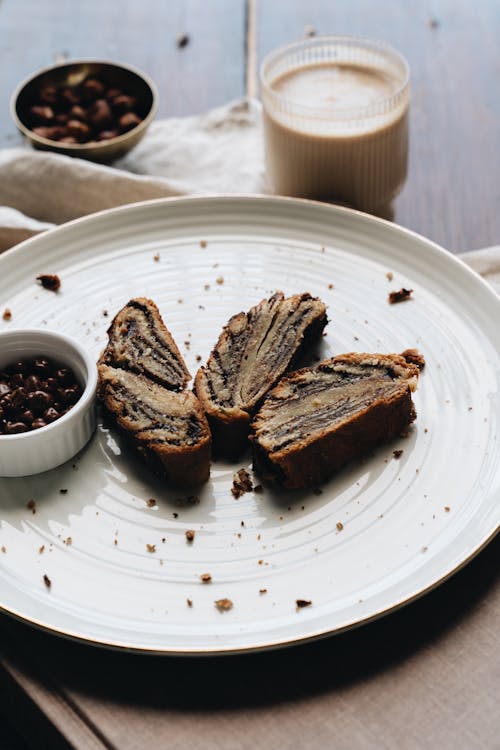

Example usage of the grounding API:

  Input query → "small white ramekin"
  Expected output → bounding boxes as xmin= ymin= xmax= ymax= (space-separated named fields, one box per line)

xmin=0 ymin=329 xmax=97 ymax=477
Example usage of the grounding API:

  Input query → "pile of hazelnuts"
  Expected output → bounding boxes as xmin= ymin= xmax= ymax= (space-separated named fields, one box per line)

xmin=0 ymin=357 xmax=82 ymax=435
xmin=28 ymin=76 xmax=143 ymax=144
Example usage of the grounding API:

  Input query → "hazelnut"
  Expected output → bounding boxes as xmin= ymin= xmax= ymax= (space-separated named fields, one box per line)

xmin=55 ymin=113 xmax=69 ymax=124
xmin=69 ymin=105 xmax=88 ymax=121
xmin=39 ymin=86 xmax=58 ymax=105
xmin=66 ymin=120 xmax=91 ymax=140
xmin=105 ymin=87 xmax=123 ymax=101
xmin=96 ymin=129 xmax=119 ymax=141
xmin=81 ymin=77 xmax=105 ymax=102
xmin=110 ymin=94 xmax=137 ymax=114
xmin=88 ymin=98 xmax=113 ymax=129
xmin=32 ymin=125 xmax=67 ymax=141
xmin=118 ymin=112 xmax=141 ymax=132
xmin=59 ymin=136 xmax=78 ymax=144
xmin=30 ymin=105 xmax=54 ymax=123
xmin=59 ymin=87 xmax=80 ymax=108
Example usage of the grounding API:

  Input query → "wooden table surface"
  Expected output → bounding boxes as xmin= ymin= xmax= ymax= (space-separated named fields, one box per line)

xmin=0 ymin=2 xmax=499 ymax=749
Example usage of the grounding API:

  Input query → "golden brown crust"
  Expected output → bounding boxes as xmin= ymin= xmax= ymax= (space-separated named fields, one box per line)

xmin=97 ymin=298 xmax=210 ymax=486
xmin=251 ymin=352 xmax=419 ymax=490
xmin=194 ymin=292 xmax=328 ymax=459
xmin=98 ymin=365 xmax=211 ymax=487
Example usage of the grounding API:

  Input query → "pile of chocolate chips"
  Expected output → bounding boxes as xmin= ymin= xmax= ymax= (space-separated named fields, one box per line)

xmin=28 ymin=76 xmax=143 ymax=144
xmin=0 ymin=357 xmax=82 ymax=435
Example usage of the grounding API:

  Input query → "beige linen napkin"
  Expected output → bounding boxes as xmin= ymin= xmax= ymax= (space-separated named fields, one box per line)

xmin=0 ymin=98 xmax=264 ymax=250
xmin=0 ymin=96 xmax=498 ymax=284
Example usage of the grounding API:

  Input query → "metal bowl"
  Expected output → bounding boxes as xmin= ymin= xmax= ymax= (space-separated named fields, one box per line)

xmin=11 ymin=59 xmax=158 ymax=163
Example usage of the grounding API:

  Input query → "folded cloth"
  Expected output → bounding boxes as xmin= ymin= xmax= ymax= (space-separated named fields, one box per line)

xmin=0 ymin=96 xmax=498 ymax=285
xmin=0 ymin=98 xmax=265 ymax=251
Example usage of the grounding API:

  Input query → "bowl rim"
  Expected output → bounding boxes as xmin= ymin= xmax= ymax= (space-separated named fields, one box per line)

xmin=0 ymin=327 xmax=98 ymax=442
xmin=10 ymin=58 xmax=158 ymax=151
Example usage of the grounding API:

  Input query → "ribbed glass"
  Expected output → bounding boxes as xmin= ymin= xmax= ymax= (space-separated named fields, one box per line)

xmin=260 ymin=36 xmax=410 ymax=212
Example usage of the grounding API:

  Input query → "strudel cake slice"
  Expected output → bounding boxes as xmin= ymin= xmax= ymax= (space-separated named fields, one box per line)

xmin=194 ymin=292 xmax=328 ymax=458
xmin=97 ymin=298 xmax=210 ymax=486
xmin=98 ymin=365 xmax=211 ymax=486
xmin=251 ymin=353 xmax=420 ymax=490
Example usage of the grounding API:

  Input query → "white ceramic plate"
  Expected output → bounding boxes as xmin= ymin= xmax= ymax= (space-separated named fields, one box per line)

xmin=0 ymin=196 xmax=499 ymax=654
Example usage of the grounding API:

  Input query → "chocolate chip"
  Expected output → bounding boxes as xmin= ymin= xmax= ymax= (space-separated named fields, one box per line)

xmin=43 ymin=407 xmax=60 ymax=423
xmin=5 ymin=422 xmax=29 ymax=434
xmin=0 ymin=357 xmax=82 ymax=435
xmin=27 ymin=390 xmax=52 ymax=413
xmin=24 ymin=374 xmax=42 ymax=392
xmin=31 ymin=418 xmax=47 ymax=430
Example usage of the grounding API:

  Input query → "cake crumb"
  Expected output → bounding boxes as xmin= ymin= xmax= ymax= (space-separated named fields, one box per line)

xmin=200 ymin=239 xmax=207 ymax=248
xmin=200 ymin=573 xmax=212 ymax=584
xmin=59 ymin=488 xmax=68 ymax=494
xmin=64 ymin=537 xmax=72 ymax=546
xmin=215 ymin=598 xmax=233 ymax=612
xmin=2 ymin=308 xmax=11 ymax=321
xmin=186 ymin=598 xmax=193 ymax=607
xmin=146 ymin=497 xmax=157 ymax=508
xmin=327 ymin=283 xmax=334 ymax=290
xmin=37 ymin=273 xmax=61 ymax=292
xmin=393 ymin=449 xmax=404 ymax=459
xmin=1 ymin=546 xmax=6 ymax=554
xmin=389 ymin=288 xmax=413 ymax=304
xmin=304 ymin=24 xmax=316 ymax=37
xmin=386 ymin=271 xmax=394 ymax=281
xmin=215 ymin=276 xmax=224 ymax=285
xmin=296 ymin=599 xmax=312 ymax=610
xmin=27 ymin=499 xmax=36 ymax=514
xmin=153 ymin=252 xmax=160 ymax=261
xmin=38 ymin=545 xmax=44 ymax=554
xmin=336 ymin=522 xmax=344 ymax=531
xmin=253 ymin=484 xmax=263 ymax=494
xmin=195 ymin=354 xmax=202 ymax=362
xmin=444 ymin=506 xmax=451 ymax=512
xmin=401 ymin=348 xmax=426 ymax=370
xmin=43 ymin=574 xmax=52 ymax=589
xmin=146 ymin=543 xmax=156 ymax=553
xmin=177 ymin=32 xmax=190 ymax=48
xmin=102 ymin=309 xmax=108 ymax=317
xmin=185 ymin=529 xmax=195 ymax=543
xmin=259 ymin=588 xmax=267 ymax=594
xmin=231 ymin=468 xmax=253 ymax=498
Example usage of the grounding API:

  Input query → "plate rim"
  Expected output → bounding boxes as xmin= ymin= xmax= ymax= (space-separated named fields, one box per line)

xmin=1 ymin=193 xmax=499 ymax=655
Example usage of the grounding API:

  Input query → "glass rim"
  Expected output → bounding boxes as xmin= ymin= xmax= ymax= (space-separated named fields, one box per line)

xmin=260 ymin=35 xmax=410 ymax=121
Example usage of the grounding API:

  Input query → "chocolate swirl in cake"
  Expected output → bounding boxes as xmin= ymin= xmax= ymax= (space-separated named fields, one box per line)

xmin=97 ymin=298 xmax=210 ymax=486
xmin=99 ymin=298 xmax=190 ymax=391
xmin=98 ymin=366 xmax=210 ymax=486
xmin=194 ymin=292 xmax=328 ymax=458
xmin=251 ymin=352 xmax=419 ymax=489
